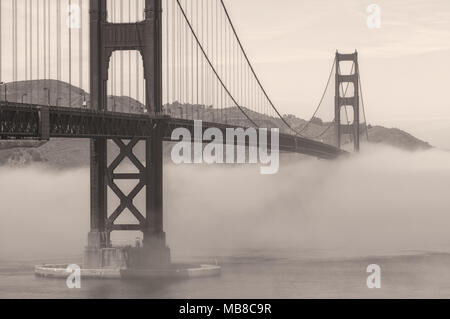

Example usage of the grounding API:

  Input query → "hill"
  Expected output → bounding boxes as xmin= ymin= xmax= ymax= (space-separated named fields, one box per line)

xmin=0 ymin=80 xmax=432 ymax=167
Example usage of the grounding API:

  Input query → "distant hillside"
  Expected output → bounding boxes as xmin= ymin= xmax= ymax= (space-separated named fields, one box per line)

xmin=3 ymin=79 xmax=144 ymax=113
xmin=366 ymin=125 xmax=431 ymax=151
xmin=0 ymin=80 xmax=432 ymax=167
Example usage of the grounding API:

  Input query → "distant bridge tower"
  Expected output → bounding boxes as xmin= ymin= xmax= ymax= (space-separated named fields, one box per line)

xmin=335 ymin=51 xmax=360 ymax=151
xmin=86 ymin=0 xmax=170 ymax=269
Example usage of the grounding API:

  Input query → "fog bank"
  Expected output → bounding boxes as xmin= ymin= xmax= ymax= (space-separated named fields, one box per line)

xmin=1 ymin=144 xmax=450 ymax=260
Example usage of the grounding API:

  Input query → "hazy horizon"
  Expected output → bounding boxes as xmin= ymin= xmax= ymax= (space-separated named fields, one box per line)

xmin=2 ymin=144 xmax=450 ymax=260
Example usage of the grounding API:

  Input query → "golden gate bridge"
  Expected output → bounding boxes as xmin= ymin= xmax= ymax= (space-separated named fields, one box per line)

xmin=0 ymin=0 xmax=369 ymax=271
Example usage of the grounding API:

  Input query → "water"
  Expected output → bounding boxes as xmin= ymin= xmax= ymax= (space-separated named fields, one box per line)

xmin=2 ymin=250 xmax=450 ymax=298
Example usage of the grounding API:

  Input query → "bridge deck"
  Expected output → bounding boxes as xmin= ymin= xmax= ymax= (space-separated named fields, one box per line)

xmin=0 ymin=102 xmax=346 ymax=159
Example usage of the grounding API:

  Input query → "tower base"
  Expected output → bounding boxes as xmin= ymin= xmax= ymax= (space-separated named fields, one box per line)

xmin=83 ymin=231 xmax=171 ymax=270
xmin=126 ymin=233 xmax=171 ymax=269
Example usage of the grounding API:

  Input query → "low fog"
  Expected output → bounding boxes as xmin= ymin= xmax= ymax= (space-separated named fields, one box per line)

xmin=1 ymin=144 xmax=450 ymax=261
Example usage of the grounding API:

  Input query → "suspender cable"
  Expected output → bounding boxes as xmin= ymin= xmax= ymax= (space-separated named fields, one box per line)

xmin=130 ymin=0 xmax=132 ymax=110
xmin=69 ymin=0 xmax=73 ymax=107
xmin=178 ymin=4 xmax=181 ymax=105
xmin=176 ymin=5 xmax=179 ymax=104
xmin=196 ymin=0 xmax=199 ymax=108
xmin=166 ymin=0 xmax=169 ymax=109
xmin=184 ymin=0 xmax=188 ymax=111
xmin=47 ymin=0 xmax=50 ymax=80
xmin=181 ymin=0 xmax=184 ymax=105
xmin=37 ymin=0 xmax=40 ymax=82
xmin=216 ymin=0 xmax=219 ymax=113
xmin=206 ymin=0 xmax=209 ymax=108
xmin=174 ymin=2 xmax=177 ymax=105
xmin=44 ymin=0 xmax=47 ymax=82
xmin=111 ymin=0 xmax=115 ymax=110
xmin=25 ymin=1 xmax=28 ymax=83
xmin=48 ymin=0 xmax=51 ymax=87
xmin=136 ymin=0 xmax=140 ymax=106
xmin=14 ymin=0 xmax=17 ymax=84
xmin=358 ymin=72 xmax=370 ymax=141
xmin=172 ymin=0 xmax=176 ymax=105
xmin=213 ymin=0 xmax=217 ymax=113
xmin=11 ymin=0 xmax=14 ymax=94
xmin=212 ymin=0 xmax=216 ymax=112
xmin=142 ymin=1 xmax=145 ymax=107
xmin=141 ymin=0 xmax=145 ymax=111
xmin=239 ymin=37 xmax=242 ymax=113
xmin=219 ymin=1 xmax=222 ymax=118
xmin=80 ymin=0 xmax=84 ymax=104
xmin=187 ymin=0 xmax=190 ymax=106
xmin=14 ymin=0 xmax=17 ymax=97
xmin=176 ymin=0 xmax=258 ymax=127
xmin=181 ymin=4 xmax=184 ymax=105
xmin=0 ymin=1 xmax=2 ymax=84
xmin=222 ymin=4 xmax=225 ymax=110
xmin=229 ymin=18 xmax=232 ymax=109
xmin=57 ymin=0 xmax=61 ymax=105
xmin=12 ymin=0 xmax=16 ymax=84
xmin=234 ymin=27 xmax=237 ymax=110
xmin=184 ymin=0 xmax=188 ymax=105
xmin=178 ymin=0 xmax=184 ymax=105
xmin=186 ymin=0 xmax=189 ymax=108
xmin=190 ymin=0 xmax=194 ymax=116
xmin=30 ymin=0 xmax=33 ymax=103
xmin=120 ymin=0 xmax=124 ymax=100
xmin=224 ymin=7 xmax=227 ymax=107
xmin=237 ymin=33 xmax=240 ymax=111
xmin=200 ymin=0 xmax=204 ymax=106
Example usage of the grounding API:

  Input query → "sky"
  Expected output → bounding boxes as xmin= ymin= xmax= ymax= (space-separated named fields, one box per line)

xmin=225 ymin=0 xmax=450 ymax=148
xmin=0 ymin=0 xmax=449 ymax=148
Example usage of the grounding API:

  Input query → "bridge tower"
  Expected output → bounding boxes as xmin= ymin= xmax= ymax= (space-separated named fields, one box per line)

xmin=85 ymin=0 xmax=170 ymax=269
xmin=335 ymin=51 xmax=360 ymax=151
